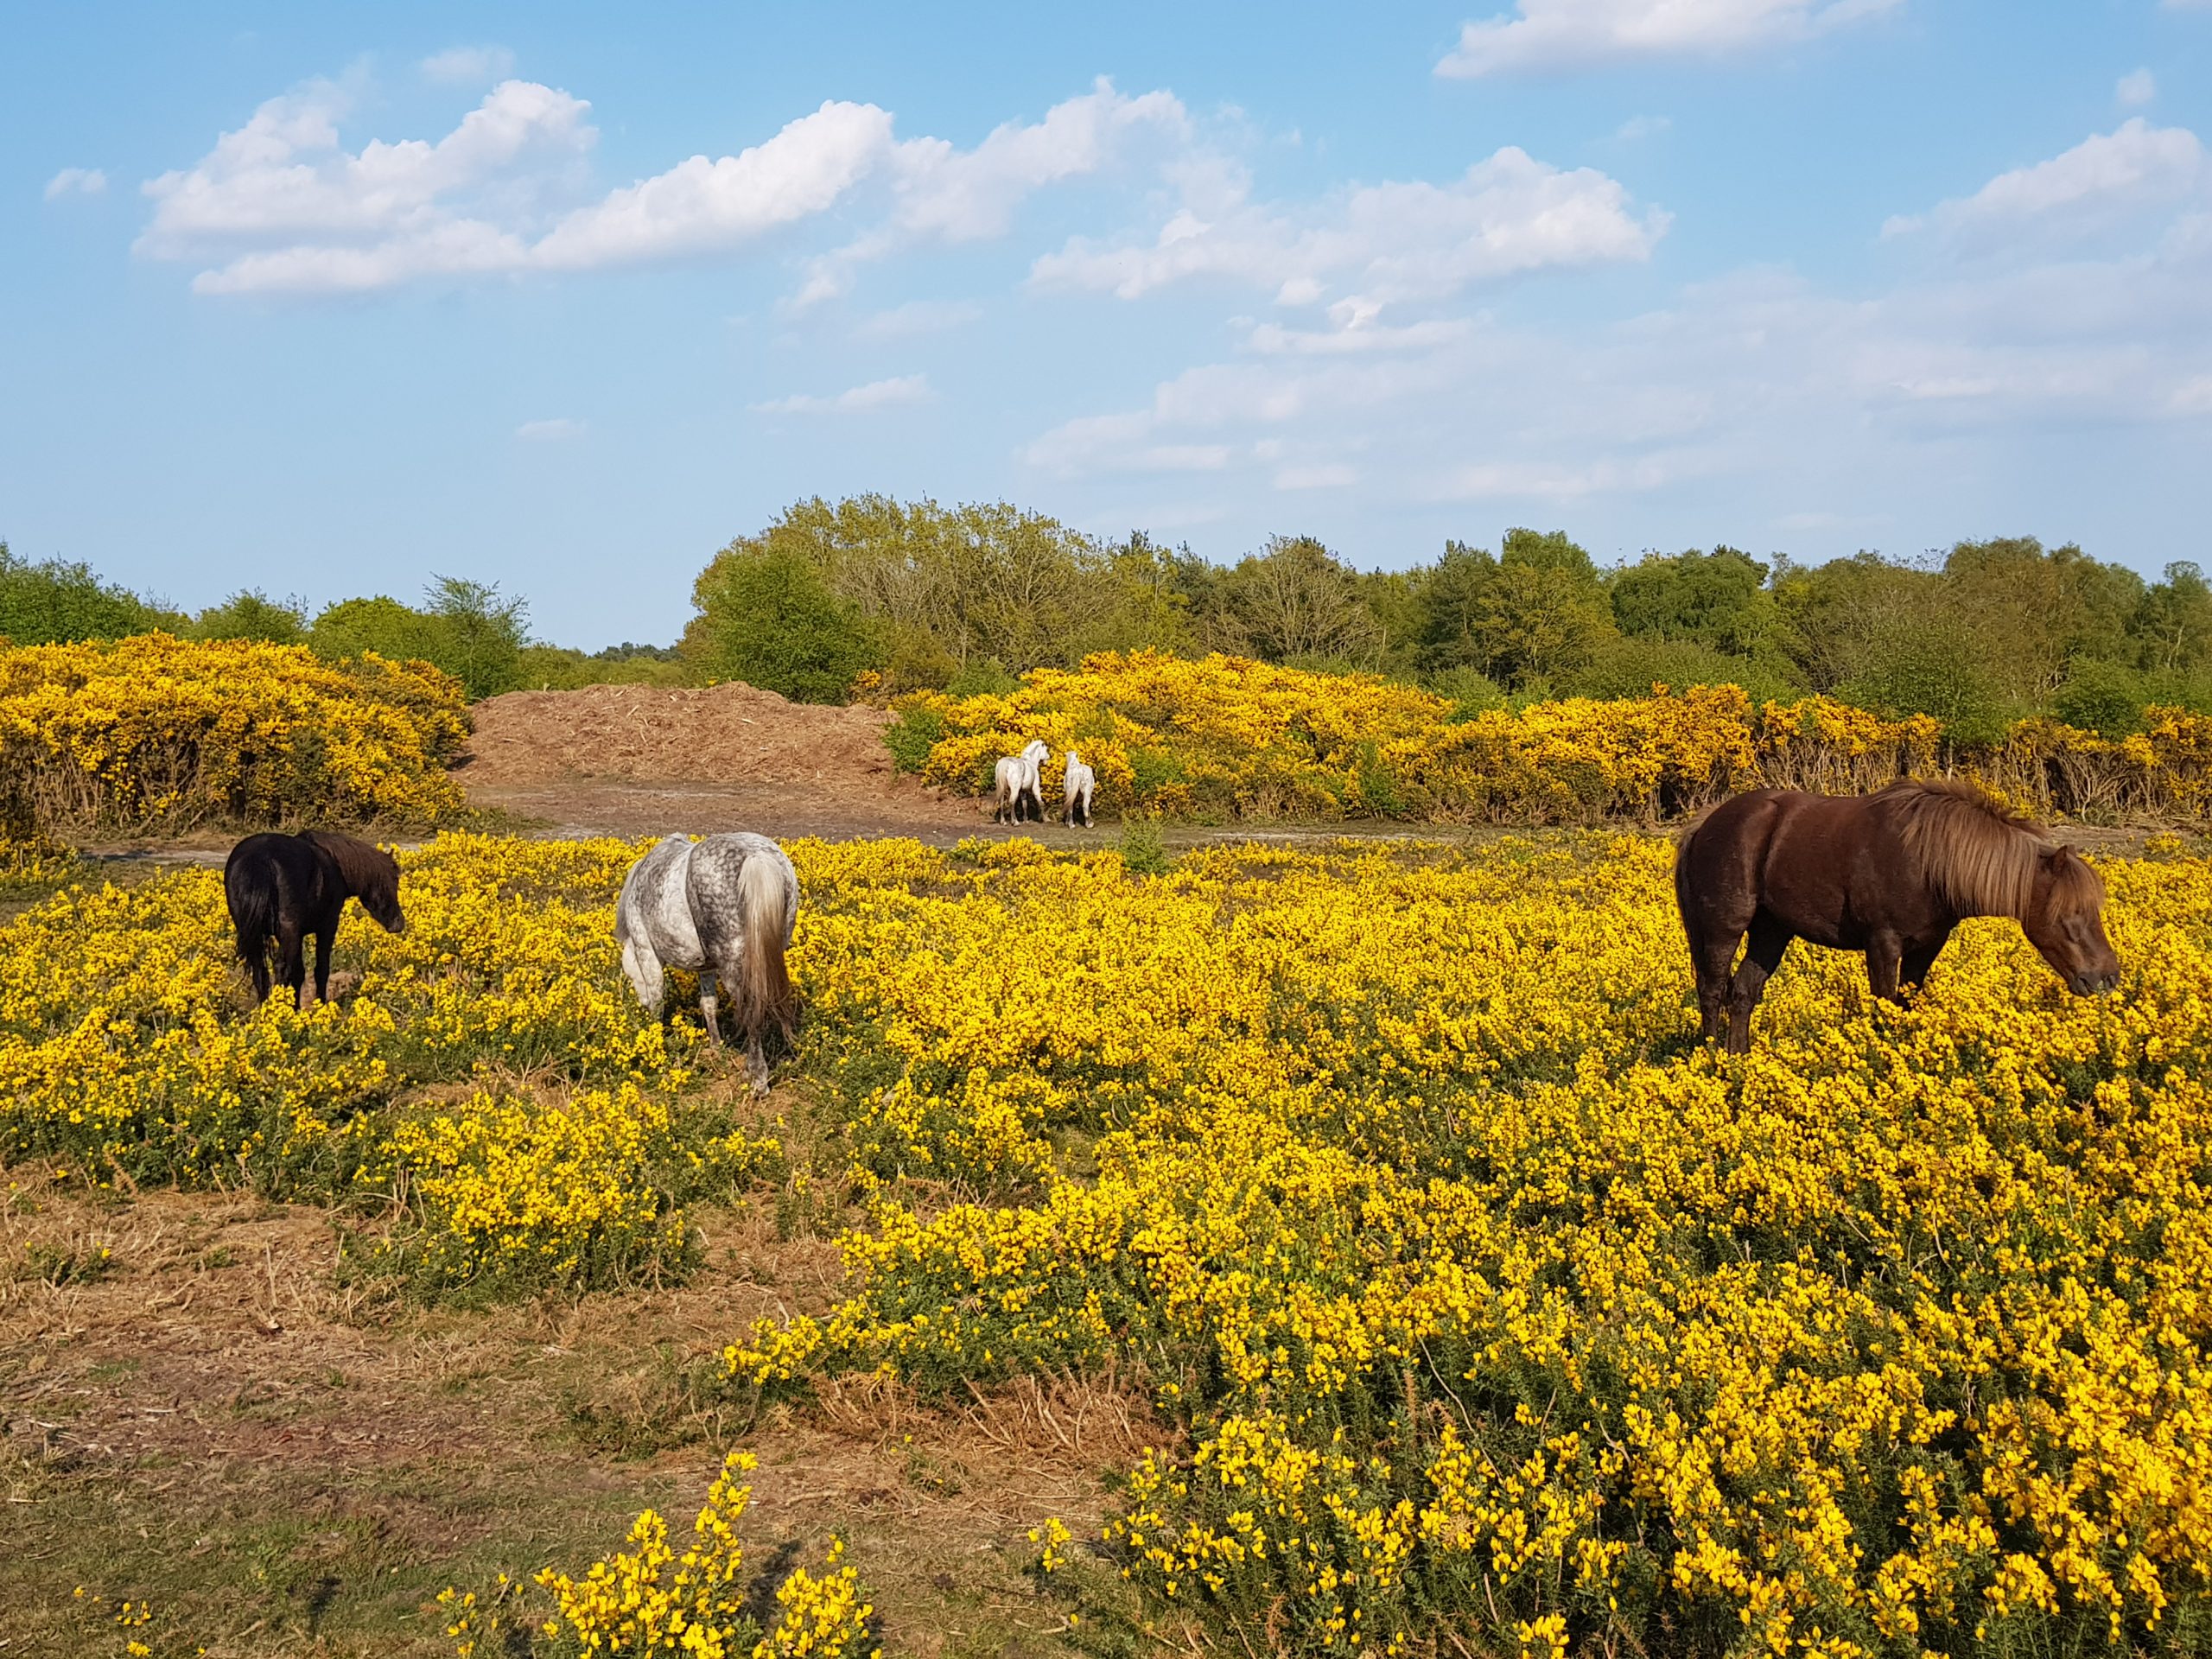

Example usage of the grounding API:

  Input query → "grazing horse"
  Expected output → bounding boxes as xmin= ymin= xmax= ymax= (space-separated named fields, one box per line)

xmin=615 ymin=831 xmax=799 ymax=1093
xmin=1675 ymin=778 xmax=2120 ymax=1053
xmin=1061 ymin=750 xmax=1096 ymax=828
xmin=992 ymin=740 xmax=1050 ymax=824
xmin=225 ymin=830 xmax=405 ymax=1009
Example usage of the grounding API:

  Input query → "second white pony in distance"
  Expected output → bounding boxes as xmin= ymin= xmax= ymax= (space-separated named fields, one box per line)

xmin=615 ymin=830 xmax=798 ymax=1095
xmin=992 ymin=738 xmax=1050 ymax=824
xmin=1061 ymin=750 xmax=1096 ymax=827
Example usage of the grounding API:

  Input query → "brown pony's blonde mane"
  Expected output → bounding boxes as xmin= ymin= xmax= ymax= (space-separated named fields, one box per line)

xmin=1878 ymin=778 xmax=2101 ymax=918
xmin=302 ymin=829 xmax=399 ymax=904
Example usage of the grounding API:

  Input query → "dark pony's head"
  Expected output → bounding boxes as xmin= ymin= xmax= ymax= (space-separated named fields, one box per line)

xmin=302 ymin=830 xmax=405 ymax=934
xmin=1885 ymin=779 xmax=2119 ymax=995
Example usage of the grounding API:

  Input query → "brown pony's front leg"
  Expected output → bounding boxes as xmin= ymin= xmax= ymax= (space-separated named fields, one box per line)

xmin=1865 ymin=931 xmax=1905 ymax=1005
xmin=1726 ymin=914 xmax=1792 ymax=1054
xmin=1899 ymin=931 xmax=1950 ymax=995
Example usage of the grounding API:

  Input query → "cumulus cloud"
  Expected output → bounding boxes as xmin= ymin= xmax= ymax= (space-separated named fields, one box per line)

xmin=750 ymin=373 xmax=932 ymax=414
xmin=789 ymin=79 xmax=1188 ymax=307
xmin=138 ymin=73 xmax=1185 ymax=298
xmin=44 ymin=167 xmax=108 ymax=200
xmin=515 ymin=417 xmax=582 ymax=440
xmin=1032 ymin=146 xmax=1665 ymax=312
xmin=422 ymin=45 xmax=516 ymax=85
xmin=1881 ymin=118 xmax=2204 ymax=245
xmin=2118 ymin=69 xmax=2157 ymax=108
xmin=1436 ymin=0 xmax=1900 ymax=78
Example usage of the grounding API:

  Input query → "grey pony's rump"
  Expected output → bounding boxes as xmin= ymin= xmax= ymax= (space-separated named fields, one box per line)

xmin=734 ymin=849 xmax=796 ymax=1043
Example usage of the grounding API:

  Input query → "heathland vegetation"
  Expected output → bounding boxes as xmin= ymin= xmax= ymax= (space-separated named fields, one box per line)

xmin=12 ymin=499 xmax=2212 ymax=741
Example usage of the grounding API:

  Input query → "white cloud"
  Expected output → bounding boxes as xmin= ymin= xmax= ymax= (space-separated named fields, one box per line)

xmin=750 ymin=373 xmax=932 ymax=414
xmin=854 ymin=298 xmax=984 ymax=339
xmin=138 ymin=73 xmax=1186 ymax=299
xmin=516 ymin=417 xmax=582 ymax=440
xmin=422 ymin=45 xmax=516 ymax=86
xmin=1437 ymin=0 xmax=1900 ymax=78
xmin=1882 ymin=119 xmax=2204 ymax=245
xmin=790 ymin=79 xmax=1188 ymax=308
xmin=44 ymin=166 xmax=107 ymax=200
xmin=2118 ymin=69 xmax=2157 ymax=108
xmin=1032 ymin=146 xmax=1665 ymax=311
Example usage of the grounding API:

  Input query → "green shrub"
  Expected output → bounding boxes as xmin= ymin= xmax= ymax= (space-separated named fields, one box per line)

xmin=1117 ymin=817 xmax=1169 ymax=876
xmin=883 ymin=705 xmax=947 ymax=773
xmin=679 ymin=545 xmax=879 ymax=704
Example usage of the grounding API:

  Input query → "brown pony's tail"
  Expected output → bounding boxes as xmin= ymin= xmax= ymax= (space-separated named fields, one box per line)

xmin=736 ymin=852 xmax=797 ymax=1044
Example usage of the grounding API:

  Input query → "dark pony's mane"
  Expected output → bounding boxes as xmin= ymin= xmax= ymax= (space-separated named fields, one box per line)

xmin=1877 ymin=777 xmax=2101 ymax=918
xmin=301 ymin=829 xmax=399 ymax=905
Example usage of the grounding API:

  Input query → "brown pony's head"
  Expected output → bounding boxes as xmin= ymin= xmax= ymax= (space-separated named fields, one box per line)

xmin=303 ymin=830 xmax=406 ymax=935
xmin=2021 ymin=843 xmax=2120 ymax=995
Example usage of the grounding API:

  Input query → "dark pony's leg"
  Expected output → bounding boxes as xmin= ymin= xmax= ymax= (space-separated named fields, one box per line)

xmin=1726 ymin=912 xmax=1792 ymax=1054
xmin=242 ymin=932 xmax=273 ymax=1001
xmin=276 ymin=922 xmax=309 ymax=1011
xmin=313 ymin=925 xmax=334 ymax=1006
xmin=1865 ymin=929 xmax=1904 ymax=1004
xmin=1689 ymin=928 xmax=1737 ymax=1044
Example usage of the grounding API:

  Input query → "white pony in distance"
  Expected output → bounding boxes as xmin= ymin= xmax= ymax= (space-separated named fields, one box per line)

xmin=615 ymin=831 xmax=798 ymax=1094
xmin=992 ymin=739 xmax=1049 ymax=823
xmin=1061 ymin=751 xmax=1096 ymax=827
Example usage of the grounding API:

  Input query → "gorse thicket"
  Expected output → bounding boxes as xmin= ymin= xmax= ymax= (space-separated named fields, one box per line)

xmin=894 ymin=652 xmax=2212 ymax=823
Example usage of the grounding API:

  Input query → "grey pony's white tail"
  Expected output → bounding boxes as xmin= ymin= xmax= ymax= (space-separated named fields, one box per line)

xmin=733 ymin=853 xmax=797 ymax=1044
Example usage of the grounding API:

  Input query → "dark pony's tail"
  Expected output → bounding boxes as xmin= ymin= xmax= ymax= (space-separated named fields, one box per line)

xmin=226 ymin=853 xmax=275 ymax=964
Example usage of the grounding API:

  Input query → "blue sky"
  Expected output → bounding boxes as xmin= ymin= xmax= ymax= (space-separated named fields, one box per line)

xmin=7 ymin=2 xmax=2211 ymax=647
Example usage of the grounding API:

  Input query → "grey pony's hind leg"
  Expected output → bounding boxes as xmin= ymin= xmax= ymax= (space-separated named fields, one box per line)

xmin=698 ymin=971 xmax=723 ymax=1046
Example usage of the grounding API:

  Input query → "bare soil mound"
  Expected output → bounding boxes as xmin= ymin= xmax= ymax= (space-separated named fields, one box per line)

xmin=462 ymin=683 xmax=899 ymax=789
xmin=456 ymin=683 xmax=980 ymax=840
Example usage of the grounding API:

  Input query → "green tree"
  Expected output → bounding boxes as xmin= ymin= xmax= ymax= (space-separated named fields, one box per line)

xmin=309 ymin=595 xmax=447 ymax=664
xmin=1217 ymin=535 xmax=1382 ymax=664
xmin=192 ymin=588 xmax=308 ymax=645
xmin=2131 ymin=562 xmax=2212 ymax=675
xmin=1416 ymin=530 xmax=1615 ymax=687
xmin=1607 ymin=546 xmax=1779 ymax=654
xmin=680 ymin=543 xmax=879 ymax=703
xmin=423 ymin=575 xmax=531 ymax=701
xmin=0 ymin=543 xmax=175 ymax=644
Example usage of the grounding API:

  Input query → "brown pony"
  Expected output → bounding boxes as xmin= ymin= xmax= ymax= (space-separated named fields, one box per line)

xmin=1674 ymin=779 xmax=2120 ymax=1052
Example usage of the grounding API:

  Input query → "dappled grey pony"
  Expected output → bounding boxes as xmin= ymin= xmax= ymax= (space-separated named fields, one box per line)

xmin=614 ymin=832 xmax=799 ymax=1093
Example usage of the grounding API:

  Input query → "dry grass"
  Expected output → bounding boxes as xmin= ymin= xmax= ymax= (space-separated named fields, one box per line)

xmin=2 ymin=1179 xmax=1172 ymax=1657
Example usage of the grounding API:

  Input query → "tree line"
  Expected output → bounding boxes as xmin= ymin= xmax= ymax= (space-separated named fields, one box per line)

xmin=8 ymin=499 xmax=2210 ymax=736
xmin=683 ymin=497 xmax=2212 ymax=738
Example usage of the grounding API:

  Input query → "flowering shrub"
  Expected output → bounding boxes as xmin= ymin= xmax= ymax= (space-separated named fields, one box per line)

xmin=0 ymin=833 xmax=772 ymax=1294
xmin=897 ymin=649 xmax=2212 ymax=823
xmin=731 ymin=834 xmax=2212 ymax=1655
xmin=0 ymin=632 xmax=468 ymax=834
xmin=444 ymin=1452 xmax=876 ymax=1658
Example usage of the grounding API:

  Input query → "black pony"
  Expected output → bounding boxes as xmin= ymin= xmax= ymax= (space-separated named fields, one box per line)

xmin=224 ymin=830 xmax=405 ymax=1008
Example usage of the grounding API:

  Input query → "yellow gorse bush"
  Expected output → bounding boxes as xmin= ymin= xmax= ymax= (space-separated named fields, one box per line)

xmin=897 ymin=649 xmax=2212 ymax=823
xmin=0 ymin=833 xmax=775 ymax=1294
xmin=445 ymin=1452 xmax=876 ymax=1658
xmin=0 ymin=632 xmax=468 ymax=834
xmin=728 ymin=833 xmax=2212 ymax=1655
